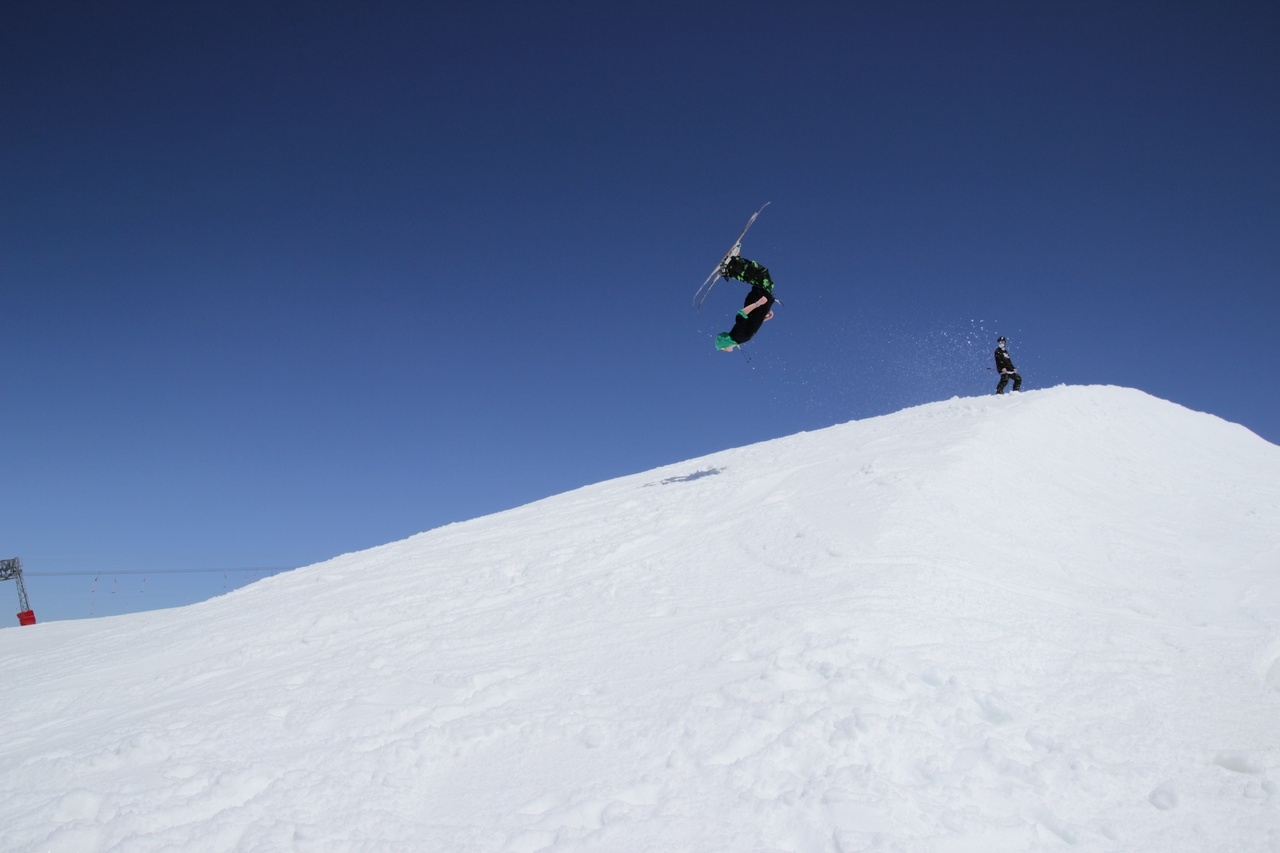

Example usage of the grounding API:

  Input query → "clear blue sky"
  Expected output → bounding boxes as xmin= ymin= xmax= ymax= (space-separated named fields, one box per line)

xmin=4 ymin=1 xmax=1277 ymax=622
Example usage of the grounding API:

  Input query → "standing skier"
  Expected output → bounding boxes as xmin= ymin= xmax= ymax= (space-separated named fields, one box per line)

xmin=715 ymin=255 xmax=776 ymax=351
xmin=994 ymin=336 xmax=1022 ymax=394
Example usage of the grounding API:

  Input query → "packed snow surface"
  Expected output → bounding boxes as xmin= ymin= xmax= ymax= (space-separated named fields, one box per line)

xmin=3 ymin=386 xmax=1278 ymax=852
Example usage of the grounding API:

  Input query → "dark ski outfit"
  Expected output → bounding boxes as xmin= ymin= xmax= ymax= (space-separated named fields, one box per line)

xmin=716 ymin=257 xmax=775 ymax=351
xmin=994 ymin=339 xmax=1022 ymax=394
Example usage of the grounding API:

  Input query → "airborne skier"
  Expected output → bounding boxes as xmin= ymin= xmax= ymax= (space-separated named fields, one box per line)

xmin=692 ymin=204 xmax=778 ymax=352
xmin=714 ymin=253 xmax=776 ymax=352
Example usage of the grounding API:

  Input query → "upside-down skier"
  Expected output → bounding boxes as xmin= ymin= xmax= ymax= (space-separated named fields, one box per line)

xmin=715 ymin=253 xmax=776 ymax=352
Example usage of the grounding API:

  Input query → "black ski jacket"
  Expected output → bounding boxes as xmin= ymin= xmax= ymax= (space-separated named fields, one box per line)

xmin=728 ymin=285 xmax=775 ymax=345
xmin=994 ymin=347 xmax=1017 ymax=373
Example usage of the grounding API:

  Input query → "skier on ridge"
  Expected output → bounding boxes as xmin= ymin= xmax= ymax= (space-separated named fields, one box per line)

xmin=994 ymin=336 xmax=1022 ymax=394
xmin=714 ymin=250 xmax=776 ymax=352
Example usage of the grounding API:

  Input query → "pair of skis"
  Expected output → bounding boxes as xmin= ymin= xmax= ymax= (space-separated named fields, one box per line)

xmin=693 ymin=202 xmax=770 ymax=309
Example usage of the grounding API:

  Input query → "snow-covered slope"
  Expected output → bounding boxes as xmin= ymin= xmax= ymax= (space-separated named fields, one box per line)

xmin=3 ymin=386 xmax=1278 ymax=852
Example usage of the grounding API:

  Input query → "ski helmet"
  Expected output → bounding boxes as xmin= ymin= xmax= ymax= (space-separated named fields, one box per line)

xmin=997 ymin=336 xmax=1007 ymax=344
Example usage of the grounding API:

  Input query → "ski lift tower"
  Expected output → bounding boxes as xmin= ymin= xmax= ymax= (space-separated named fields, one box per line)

xmin=1 ymin=558 xmax=36 ymax=626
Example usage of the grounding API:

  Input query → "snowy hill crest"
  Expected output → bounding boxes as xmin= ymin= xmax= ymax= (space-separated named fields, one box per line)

xmin=3 ymin=386 xmax=1278 ymax=852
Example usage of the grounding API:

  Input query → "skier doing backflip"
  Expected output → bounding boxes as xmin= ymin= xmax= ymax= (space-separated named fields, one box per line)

xmin=994 ymin=336 xmax=1022 ymax=394
xmin=715 ymin=253 xmax=776 ymax=352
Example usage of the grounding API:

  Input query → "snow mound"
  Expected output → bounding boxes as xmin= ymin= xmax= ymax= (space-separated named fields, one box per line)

xmin=3 ymin=386 xmax=1278 ymax=852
